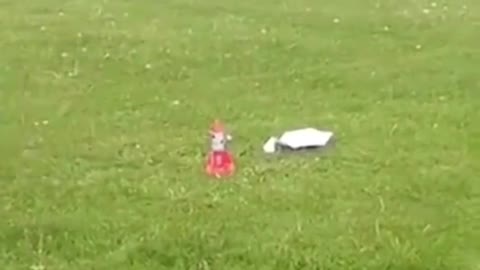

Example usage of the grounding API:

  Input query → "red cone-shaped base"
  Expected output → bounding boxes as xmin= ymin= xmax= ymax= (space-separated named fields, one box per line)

xmin=205 ymin=150 xmax=235 ymax=178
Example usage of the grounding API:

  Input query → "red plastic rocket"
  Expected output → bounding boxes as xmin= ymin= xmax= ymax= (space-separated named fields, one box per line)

xmin=205 ymin=120 xmax=235 ymax=178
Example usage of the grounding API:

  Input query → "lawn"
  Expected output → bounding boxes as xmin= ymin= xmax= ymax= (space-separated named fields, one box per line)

xmin=1 ymin=0 xmax=479 ymax=269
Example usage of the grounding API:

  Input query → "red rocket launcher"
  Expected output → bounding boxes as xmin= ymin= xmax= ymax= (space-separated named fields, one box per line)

xmin=205 ymin=120 xmax=235 ymax=178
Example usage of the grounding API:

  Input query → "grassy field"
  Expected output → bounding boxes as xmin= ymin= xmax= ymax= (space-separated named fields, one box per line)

xmin=1 ymin=0 xmax=480 ymax=269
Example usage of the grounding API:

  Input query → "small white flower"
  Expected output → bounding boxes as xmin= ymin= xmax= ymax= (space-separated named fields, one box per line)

xmin=261 ymin=28 xmax=267 ymax=34
xmin=333 ymin=18 xmax=340 ymax=23
xmin=42 ymin=120 xmax=49 ymax=125
xmin=415 ymin=44 xmax=422 ymax=50
xmin=145 ymin=63 xmax=152 ymax=69
xmin=34 ymin=121 xmax=39 ymax=126
xmin=430 ymin=2 xmax=437 ymax=8
xmin=61 ymin=52 xmax=68 ymax=58
xmin=422 ymin=8 xmax=430 ymax=14
xmin=383 ymin=26 xmax=390 ymax=31
xmin=172 ymin=100 xmax=180 ymax=105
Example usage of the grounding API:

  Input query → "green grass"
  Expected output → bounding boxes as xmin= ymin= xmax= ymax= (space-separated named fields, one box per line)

xmin=1 ymin=0 xmax=480 ymax=269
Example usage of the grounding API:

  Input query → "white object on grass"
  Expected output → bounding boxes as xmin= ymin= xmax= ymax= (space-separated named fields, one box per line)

xmin=278 ymin=128 xmax=333 ymax=149
xmin=263 ymin=137 xmax=279 ymax=153
xmin=263 ymin=127 xmax=334 ymax=153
